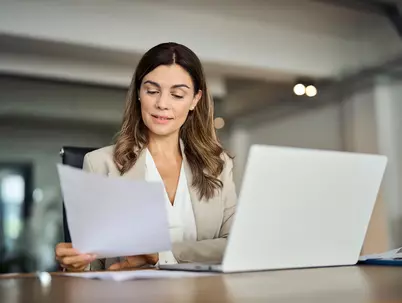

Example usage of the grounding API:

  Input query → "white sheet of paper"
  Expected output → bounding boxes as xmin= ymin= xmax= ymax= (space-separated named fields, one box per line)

xmin=57 ymin=164 xmax=171 ymax=258
xmin=62 ymin=270 xmax=216 ymax=281
xmin=359 ymin=247 xmax=402 ymax=261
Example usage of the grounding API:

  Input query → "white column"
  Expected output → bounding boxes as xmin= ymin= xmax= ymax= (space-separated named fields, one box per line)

xmin=341 ymin=87 xmax=378 ymax=154
xmin=374 ymin=78 xmax=402 ymax=247
xmin=229 ymin=126 xmax=250 ymax=193
xmin=341 ymin=80 xmax=391 ymax=252
xmin=341 ymin=76 xmax=402 ymax=249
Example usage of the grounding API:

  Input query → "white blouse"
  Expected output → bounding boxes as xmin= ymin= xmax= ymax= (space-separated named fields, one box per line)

xmin=145 ymin=149 xmax=197 ymax=264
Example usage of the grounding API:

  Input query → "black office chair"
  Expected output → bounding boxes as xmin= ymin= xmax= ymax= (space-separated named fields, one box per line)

xmin=60 ymin=146 xmax=98 ymax=243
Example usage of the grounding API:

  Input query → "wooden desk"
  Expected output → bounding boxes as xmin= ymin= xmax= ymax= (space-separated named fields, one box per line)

xmin=1 ymin=266 xmax=401 ymax=302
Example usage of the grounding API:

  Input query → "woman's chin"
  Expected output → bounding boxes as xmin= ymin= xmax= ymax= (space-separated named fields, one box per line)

xmin=148 ymin=125 xmax=177 ymax=137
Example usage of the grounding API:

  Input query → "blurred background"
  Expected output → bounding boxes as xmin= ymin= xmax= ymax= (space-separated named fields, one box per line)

xmin=0 ymin=0 xmax=401 ymax=273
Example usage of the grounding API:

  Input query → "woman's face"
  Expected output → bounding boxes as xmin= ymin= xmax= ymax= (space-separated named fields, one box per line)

xmin=139 ymin=64 xmax=201 ymax=138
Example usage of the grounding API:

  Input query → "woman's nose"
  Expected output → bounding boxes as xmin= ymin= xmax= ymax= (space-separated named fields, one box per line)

xmin=156 ymin=93 xmax=170 ymax=109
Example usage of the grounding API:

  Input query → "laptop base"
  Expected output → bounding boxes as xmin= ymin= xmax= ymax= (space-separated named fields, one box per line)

xmin=159 ymin=263 xmax=223 ymax=272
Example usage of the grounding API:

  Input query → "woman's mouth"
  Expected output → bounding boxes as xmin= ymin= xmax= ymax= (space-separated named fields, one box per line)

xmin=151 ymin=114 xmax=173 ymax=124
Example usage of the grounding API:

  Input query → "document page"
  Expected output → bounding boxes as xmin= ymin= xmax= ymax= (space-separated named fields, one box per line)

xmin=57 ymin=164 xmax=171 ymax=258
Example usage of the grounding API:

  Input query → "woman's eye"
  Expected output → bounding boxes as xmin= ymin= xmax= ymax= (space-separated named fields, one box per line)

xmin=172 ymin=94 xmax=184 ymax=99
xmin=147 ymin=90 xmax=159 ymax=95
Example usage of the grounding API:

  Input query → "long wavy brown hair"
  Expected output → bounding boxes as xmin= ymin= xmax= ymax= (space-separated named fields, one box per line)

xmin=114 ymin=42 xmax=228 ymax=200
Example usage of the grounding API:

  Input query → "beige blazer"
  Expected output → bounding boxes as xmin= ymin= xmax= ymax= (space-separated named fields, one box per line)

xmin=82 ymin=144 xmax=237 ymax=270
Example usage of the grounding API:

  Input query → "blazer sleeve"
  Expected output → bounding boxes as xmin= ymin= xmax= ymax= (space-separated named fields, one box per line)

xmin=172 ymin=155 xmax=237 ymax=263
xmin=82 ymin=154 xmax=107 ymax=271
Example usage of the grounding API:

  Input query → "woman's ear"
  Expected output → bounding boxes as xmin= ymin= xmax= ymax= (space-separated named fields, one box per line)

xmin=190 ymin=90 xmax=202 ymax=110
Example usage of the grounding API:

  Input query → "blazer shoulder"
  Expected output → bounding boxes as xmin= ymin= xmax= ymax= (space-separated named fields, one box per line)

xmin=83 ymin=145 xmax=115 ymax=174
xmin=86 ymin=145 xmax=114 ymax=160
xmin=220 ymin=152 xmax=234 ymax=179
xmin=221 ymin=152 xmax=234 ymax=169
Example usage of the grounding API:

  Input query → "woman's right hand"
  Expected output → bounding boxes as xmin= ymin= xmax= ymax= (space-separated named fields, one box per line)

xmin=55 ymin=243 xmax=97 ymax=272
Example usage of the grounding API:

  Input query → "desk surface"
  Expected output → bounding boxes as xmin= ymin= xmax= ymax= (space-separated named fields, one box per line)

xmin=1 ymin=266 xmax=401 ymax=302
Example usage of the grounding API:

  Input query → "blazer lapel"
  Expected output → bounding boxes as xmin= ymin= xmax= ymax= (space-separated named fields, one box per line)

xmin=182 ymin=141 xmax=222 ymax=240
xmin=181 ymin=139 xmax=200 ymax=205
xmin=183 ymin=156 xmax=200 ymax=205
xmin=182 ymin=150 xmax=201 ymax=239
xmin=121 ymin=149 xmax=147 ymax=180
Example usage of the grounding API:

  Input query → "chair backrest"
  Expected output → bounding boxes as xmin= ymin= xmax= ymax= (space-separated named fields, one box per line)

xmin=60 ymin=146 xmax=98 ymax=243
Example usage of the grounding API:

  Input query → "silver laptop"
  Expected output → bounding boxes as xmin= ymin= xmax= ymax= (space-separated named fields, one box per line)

xmin=160 ymin=145 xmax=387 ymax=273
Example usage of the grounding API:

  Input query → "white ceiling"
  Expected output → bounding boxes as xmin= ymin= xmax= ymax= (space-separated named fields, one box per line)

xmin=0 ymin=0 xmax=400 ymax=89
xmin=145 ymin=0 xmax=390 ymax=38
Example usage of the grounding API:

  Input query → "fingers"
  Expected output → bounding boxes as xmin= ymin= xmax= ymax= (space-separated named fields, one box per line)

xmin=108 ymin=259 xmax=134 ymax=271
xmin=55 ymin=242 xmax=97 ymax=271
xmin=60 ymin=263 xmax=87 ymax=272
xmin=56 ymin=242 xmax=72 ymax=249
xmin=58 ymin=254 xmax=97 ymax=271
xmin=62 ymin=254 xmax=97 ymax=266
xmin=55 ymin=247 xmax=80 ymax=258
xmin=143 ymin=254 xmax=159 ymax=265
xmin=108 ymin=261 xmax=125 ymax=271
xmin=108 ymin=256 xmax=147 ymax=271
xmin=55 ymin=242 xmax=72 ymax=254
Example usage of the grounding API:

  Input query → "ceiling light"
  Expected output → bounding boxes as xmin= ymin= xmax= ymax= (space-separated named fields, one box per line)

xmin=293 ymin=83 xmax=306 ymax=96
xmin=306 ymin=85 xmax=317 ymax=97
xmin=214 ymin=117 xmax=225 ymax=129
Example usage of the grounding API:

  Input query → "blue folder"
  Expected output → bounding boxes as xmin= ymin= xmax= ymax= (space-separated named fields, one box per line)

xmin=358 ymin=259 xmax=402 ymax=266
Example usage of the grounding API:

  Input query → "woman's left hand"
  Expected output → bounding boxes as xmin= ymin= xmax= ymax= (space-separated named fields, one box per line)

xmin=108 ymin=254 xmax=159 ymax=270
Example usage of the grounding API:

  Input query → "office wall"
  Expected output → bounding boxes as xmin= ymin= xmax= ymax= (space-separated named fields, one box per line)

xmin=0 ymin=77 xmax=122 ymax=214
xmin=0 ymin=122 xmax=115 ymax=195
xmin=229 ymin=104 xmax=343 ymax=188
xmin=0 ymin=76 xmax=126 ymax=125
xmin=249 ymin=104 xmax=342 ymax=149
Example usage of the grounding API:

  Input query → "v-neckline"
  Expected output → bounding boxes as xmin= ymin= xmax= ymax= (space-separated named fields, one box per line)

xmin=146 ymin=149 xmax=183 ymax=208
xmin=168 ymin=162 xmax=184 ymax=207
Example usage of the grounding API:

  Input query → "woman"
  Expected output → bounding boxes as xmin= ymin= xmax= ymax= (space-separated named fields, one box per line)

xmin=55 ymin=42 xmax=237 ymax=271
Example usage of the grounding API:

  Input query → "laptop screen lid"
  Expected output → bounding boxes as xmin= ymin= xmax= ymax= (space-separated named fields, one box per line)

xmin=221 ymin=145 xmax=387 ymax=273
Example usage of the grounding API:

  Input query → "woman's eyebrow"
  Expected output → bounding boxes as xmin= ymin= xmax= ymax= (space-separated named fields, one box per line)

xmin=143 ymin=80 xmax=161 ymax=88
xmin=171 ymin=84 xmax=190 ymax=89
xmin=143 ymin=80 xmax=190 ymax=90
